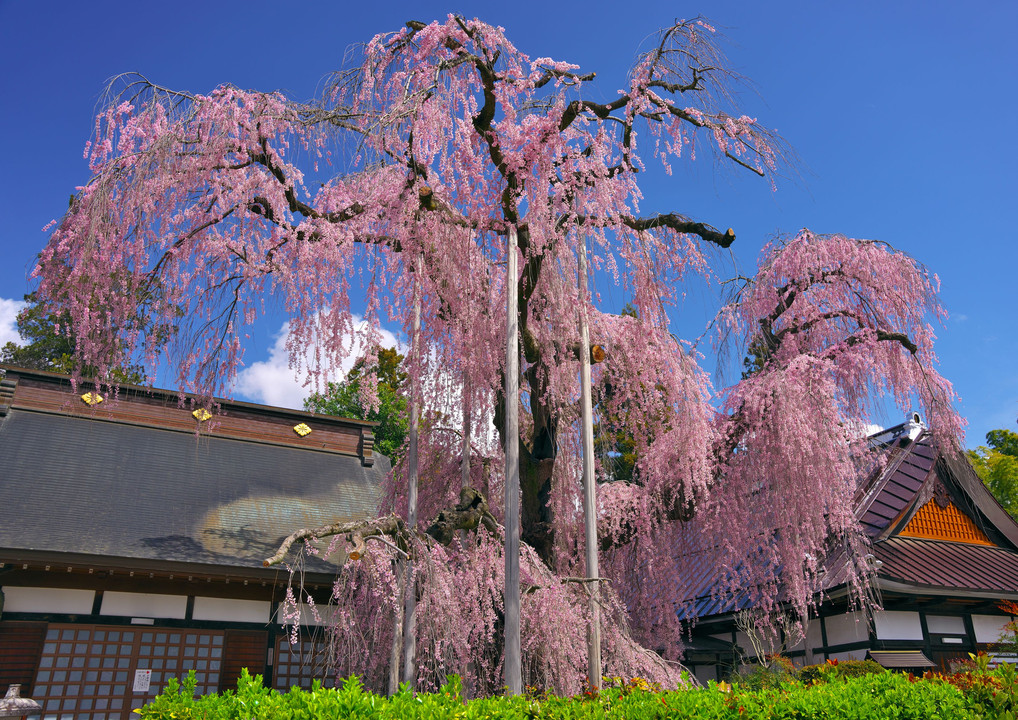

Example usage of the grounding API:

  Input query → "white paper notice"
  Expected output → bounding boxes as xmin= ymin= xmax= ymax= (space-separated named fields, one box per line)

xmin=133 ymin=668 xmax=152 ymax=693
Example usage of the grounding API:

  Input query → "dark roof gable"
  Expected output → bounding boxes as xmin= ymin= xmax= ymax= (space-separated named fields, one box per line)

xmin=856 ymin=419 xmax=1018 ymax=550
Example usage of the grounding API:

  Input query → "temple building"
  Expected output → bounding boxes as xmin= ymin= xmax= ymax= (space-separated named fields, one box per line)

xmin=0 ymin=367 xmax=388 ymax=719
xmin=683 ymin=414 xmax=1018 ymax=681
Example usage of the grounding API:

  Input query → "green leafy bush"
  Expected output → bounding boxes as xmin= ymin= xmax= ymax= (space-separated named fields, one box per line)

xmin=135 ymin=668 xmax=997 ymax=720
xmin=798 ymin=658 xmax=886 ymax=684
xmin=733 ymin=661 xmax=795 ymax=691
xmin=921 ymin=657 xmax=1018 ymax=719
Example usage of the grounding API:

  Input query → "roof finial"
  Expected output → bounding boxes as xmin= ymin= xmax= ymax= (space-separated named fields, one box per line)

xmin=906 ymin=412 xmax=925 ymax=441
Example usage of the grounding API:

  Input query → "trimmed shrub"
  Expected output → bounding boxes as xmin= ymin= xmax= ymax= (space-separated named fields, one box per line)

xmin=134 ymin=668 xmax=988 ymax=720
xmin=799 ymin=658 xmax=886 ymax=683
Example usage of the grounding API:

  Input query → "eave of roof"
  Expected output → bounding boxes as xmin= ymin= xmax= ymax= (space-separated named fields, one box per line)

xmin=868 ymin=650 xmax=935 ymax=668
xmin=0 ymin=365 xmax=378 ymax=429
xmin=0 ymin=547 xmax=338 ymax=585
xmin=872 ymin=537 xmax=1018 ymax=595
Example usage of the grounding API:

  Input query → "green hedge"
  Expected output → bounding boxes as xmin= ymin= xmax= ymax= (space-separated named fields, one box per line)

xmin=135 ymin=666 xmax=1017 ymax=720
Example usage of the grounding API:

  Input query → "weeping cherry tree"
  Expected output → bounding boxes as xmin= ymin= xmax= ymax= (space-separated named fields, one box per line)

xmin=34 ymin=15 xmax=961 ymax=694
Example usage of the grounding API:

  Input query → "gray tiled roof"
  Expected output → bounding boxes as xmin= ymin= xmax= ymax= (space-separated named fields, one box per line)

xmin=0 ymin=406 xmax=389 ymax=573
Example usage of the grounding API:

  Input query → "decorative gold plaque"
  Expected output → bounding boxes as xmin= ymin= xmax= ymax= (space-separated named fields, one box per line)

xmin=192 ymin=408 xmax=213 ymax=422
xmin=80 ymin=392 xmax=104 ymax=406
xmin=293 ymin=422 xmax=312 ymax=437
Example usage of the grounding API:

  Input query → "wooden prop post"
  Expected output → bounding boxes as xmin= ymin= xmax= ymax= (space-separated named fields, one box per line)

xmin=504 ymin=226 xmax=522 ymax=695
xmin=577 ymin=236 xmax=602 ymax=690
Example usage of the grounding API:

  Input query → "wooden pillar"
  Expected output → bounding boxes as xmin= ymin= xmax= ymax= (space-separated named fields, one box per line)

xmin=401 ymin=254 xmax=422 ymax=687
xmin=388 ymin=560 xmax=404 ymax=695
xmin=577 ymin=236 xmax=602 ymax=691
xmin=461 ymin=390 xmax=471 ymax=489
xmin=503 ymin=226 xmax=522 ymax=695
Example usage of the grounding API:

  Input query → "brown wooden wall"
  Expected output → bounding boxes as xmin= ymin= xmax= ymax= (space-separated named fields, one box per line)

xmin=221 ymin=630 xmax=268 ymax=691
xmin=6 ymin=370 xmax=373 ymax=461
xmin=0 ymin=621 xmax=47 ymax=696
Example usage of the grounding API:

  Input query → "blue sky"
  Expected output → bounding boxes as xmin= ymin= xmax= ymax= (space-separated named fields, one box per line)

xmin=1 ymin=1 xmax=1015 ymax=447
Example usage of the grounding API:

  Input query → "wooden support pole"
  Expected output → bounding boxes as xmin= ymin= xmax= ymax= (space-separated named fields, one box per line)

xmin=401 ymin=253 xmax=422 ymax=687
xmin=504 ymin=226 xmax=522 ymax=695
xmin=462 ymin=230 xmax=473 ymax=492
xmin=577 ymin=235 xmax=602 ymax=691
xmin=461 ymin=376 xmax=471 ymax=490
xmin=388 ymin=559 xmax=404 ymax=695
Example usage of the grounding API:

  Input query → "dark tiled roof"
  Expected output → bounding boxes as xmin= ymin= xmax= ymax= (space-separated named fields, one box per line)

xmin=0 ymin=389 xmax=389 ymax=574
xmin=856 ymin=433 xmax=936 ymax=538
xmin=671 ymin=547 xmax=755 ymax=620
xmin=873 ymin=537 xmax=1018 ymax=593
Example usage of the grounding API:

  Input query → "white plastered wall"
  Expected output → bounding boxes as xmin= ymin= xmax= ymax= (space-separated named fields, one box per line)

xmin=99 ymin=591 xmax=187 ymax=619
xmin=2 ymin=586 xmax=95 ymax=614
xmin=972 ymin=614 xmax=1013 ymax=643
xmin=824 ymin=612 xmax=869 ymax=646
xmin=873 ymin=610 xmax=924 ymax=641
xmin=192 ymin=596 xmax=271 ymax=623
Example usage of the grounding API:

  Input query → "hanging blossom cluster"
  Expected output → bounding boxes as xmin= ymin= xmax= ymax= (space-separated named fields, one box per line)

xmin=281 ymin=526 xmax=686 ymax=694
xmin=34 ymin=15 xmax=961 ymax=693
xmin=692 ymin=230 xmax=962 ymax=620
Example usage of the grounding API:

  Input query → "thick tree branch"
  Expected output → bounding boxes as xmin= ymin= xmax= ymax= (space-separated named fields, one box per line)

xmin=263 ymin=487 xmax=499 ymax=566
xmin=622 ymin=213 xmax=735 ymax=247
xmin=426 ymin=487 xmax=499 ymax=544
xmin=264 ymin=515 xmax=406 ymax=567
xmin=849 ymin=329 xmax=918 ymax=355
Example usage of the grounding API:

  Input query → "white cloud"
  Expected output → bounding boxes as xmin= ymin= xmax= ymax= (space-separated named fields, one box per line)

xmin=0 ymin=297 xmax=26 ymax=347
xmin=232 ymin=317 xmax=402 ymax=410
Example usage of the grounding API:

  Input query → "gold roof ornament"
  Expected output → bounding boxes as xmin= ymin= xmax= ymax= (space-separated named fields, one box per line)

xmin=293 ymin=422 xmax=312 ymax=437
xmin=192 ymin=408 xmax=213 ymax=422
xmin=80 ymin=392 xmax=104 ymax=406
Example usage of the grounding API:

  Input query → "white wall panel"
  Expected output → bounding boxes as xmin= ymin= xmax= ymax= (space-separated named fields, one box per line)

xmin=100 ymin=591 xmax=187 ymax=619
xmin=926 ymin=615 xmax=966 ymax=635
xmin=2 ymin=586 xmax=95 ymax=614
xmin=783 ymin=620 xmax=807 ymax=652
xmin=873 ymin=610 xmax=923 ymax=641
xmin=973 ymin=614 xmax=1011 ymax=643
xmin=192 ymin=596 xmax=271 ymax=623
xmin=824 ymin=612 xmax=869 ymax=646
xmin=275 ymin=602 xmax=336 ymax=627
xmin=806 ymin=619 xmax=823 ymax=651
